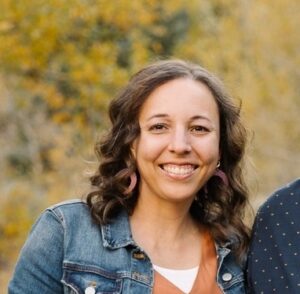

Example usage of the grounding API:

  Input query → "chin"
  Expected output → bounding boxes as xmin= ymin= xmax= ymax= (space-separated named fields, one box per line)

xmin=162 ymin=190 xmax=197 ymax=203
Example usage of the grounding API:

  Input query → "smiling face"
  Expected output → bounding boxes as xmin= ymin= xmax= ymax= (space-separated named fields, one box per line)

xmin=131 ymin=78 xmax=220 ymax=205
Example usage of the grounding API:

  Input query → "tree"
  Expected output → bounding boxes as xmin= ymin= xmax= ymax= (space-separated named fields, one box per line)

xmin=0 ymin=0 xmax=299 ymax=289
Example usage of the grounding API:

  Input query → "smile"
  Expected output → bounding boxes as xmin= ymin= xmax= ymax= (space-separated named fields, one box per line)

xmin=160 ymin=164 xmax=197 ymax=176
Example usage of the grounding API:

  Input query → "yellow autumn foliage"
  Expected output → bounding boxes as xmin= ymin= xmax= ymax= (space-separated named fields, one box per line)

xmin=0 ymin=0 xmax=299 ymax=291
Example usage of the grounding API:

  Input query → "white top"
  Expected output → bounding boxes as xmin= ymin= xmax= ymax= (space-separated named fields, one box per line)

xmin=153 ymin=264 xmax=199 ymax=293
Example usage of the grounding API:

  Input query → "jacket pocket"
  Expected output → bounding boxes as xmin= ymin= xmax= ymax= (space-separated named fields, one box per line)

xmin=62 ymin=262 xmax=123 ymax=294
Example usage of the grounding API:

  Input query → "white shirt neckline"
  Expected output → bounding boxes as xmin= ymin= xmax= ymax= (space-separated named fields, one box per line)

xmin=153 ymin=264 xmax=199 ymax=293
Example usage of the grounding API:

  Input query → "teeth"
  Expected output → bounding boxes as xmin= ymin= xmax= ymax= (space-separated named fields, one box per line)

xmin=162 ymin=164 xmax=195 ymax=175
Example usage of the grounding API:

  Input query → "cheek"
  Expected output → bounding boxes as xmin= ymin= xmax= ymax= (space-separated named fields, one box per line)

xmin=194 ymin=137 xmax=220 ymax=161
xmin=134 ymin=135 xmax=166 ymax=162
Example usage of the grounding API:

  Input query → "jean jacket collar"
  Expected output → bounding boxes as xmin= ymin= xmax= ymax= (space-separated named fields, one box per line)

xmin=101 ymin=209 xmax=135 ymax=249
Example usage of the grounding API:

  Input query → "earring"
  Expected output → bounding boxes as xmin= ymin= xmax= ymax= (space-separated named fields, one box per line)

xmin=124 ymin=172 xmax=137 ymax=195
xmin=214 ymin=161 xmax=229 ymax=186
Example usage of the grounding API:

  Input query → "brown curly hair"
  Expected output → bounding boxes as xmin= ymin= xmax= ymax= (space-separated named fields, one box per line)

xmin=86 ymin=59 xmax=250 ymax=263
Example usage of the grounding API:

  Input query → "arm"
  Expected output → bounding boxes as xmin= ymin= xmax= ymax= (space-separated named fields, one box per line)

xmin=8 ymin=210 xmax=64 ymax=294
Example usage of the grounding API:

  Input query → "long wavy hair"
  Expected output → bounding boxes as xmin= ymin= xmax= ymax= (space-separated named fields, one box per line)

xmin=86 ymin=59 xmax=250 ymax=263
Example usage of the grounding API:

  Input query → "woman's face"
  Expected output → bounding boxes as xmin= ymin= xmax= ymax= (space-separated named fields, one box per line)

xmin=131 ymin=78 xmax=220 ymax=205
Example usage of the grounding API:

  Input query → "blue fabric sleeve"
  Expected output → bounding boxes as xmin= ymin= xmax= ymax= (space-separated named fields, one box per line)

xmin=8 ymin=210 xmax=64 ymax=293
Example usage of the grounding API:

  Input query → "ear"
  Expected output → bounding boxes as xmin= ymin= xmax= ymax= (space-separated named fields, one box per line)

xmin=130 ymin=140 xmax=137 ymax=159
xmin=217 ymin=151 xmax=221 ymax=168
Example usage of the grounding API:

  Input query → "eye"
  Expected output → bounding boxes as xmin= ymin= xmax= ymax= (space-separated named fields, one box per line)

xmin=148 ymin=123 xmax=167 ymax=132
xmin=190 ymin=125 xmax=209 ymax=133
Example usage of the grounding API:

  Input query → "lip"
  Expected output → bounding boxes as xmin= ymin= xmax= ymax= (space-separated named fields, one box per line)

xmin=159 ymin=163 xmax=198 ymax=179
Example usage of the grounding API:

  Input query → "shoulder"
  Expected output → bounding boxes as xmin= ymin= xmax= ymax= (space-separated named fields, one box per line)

xmin=247 ymin=179 xmax=300 ymax=292
xmin=36 ymin=199 xmax=104 ymax=249
xmin=46 ymin=199 xmax=90 ymax=219
xmin=258 ymin=178 xmax=300 ymax=214
xmin=252 ymin=178 xmax=300 ymax=234
xmin=35 ymin=199 xmax=97 ymax=234
xmin=47 ymin=198 xmax=88 ymax=210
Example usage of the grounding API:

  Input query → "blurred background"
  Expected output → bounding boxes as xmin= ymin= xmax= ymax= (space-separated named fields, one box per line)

xmin=0 ymin=0 xmax=299 ymax=290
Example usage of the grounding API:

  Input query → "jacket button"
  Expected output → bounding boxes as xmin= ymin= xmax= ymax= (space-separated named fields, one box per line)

xmin=85 ymin=286 xmax=96 ymax=294
xmin=222 ymin=272 xmax=233 ymax=282
xmin=133 ymin=252 xmax=145 ymax=259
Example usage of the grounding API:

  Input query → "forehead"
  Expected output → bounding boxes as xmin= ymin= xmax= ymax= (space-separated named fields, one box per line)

xmin=139 ymin=78 xmax=219 ymax=121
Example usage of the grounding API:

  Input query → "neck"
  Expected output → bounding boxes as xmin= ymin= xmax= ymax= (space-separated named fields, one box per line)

xmin=129 ymin=195 xmax=201 ymax=268
xmin=130 ymin=194 xmax=197 ymax=248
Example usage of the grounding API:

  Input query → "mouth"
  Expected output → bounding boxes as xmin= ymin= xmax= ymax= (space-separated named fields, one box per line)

xmin=160 ymin=164 xmax=198 ymax=176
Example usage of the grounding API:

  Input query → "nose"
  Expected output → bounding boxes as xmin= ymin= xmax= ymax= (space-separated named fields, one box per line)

xmin=168 ymin=127 xmax=192 ymax=154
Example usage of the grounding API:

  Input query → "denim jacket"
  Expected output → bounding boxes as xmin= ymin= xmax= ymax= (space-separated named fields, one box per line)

xmin=9 ymin=200 xmax=246 ymax=293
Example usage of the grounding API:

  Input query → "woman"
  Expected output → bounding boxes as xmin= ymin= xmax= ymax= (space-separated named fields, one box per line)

xmin=9 ymin=60 xmax=250 ymax=293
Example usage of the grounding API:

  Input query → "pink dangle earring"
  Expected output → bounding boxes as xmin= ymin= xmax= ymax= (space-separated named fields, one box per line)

xmin=123 ymin=172 xmax=137 ymax=195
xmin=214 ymin=161 xmax=229 ymax=186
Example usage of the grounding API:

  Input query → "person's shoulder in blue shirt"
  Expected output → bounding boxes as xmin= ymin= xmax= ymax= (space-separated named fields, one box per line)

xmin=247 ymin=178 xmax=300 ymax=293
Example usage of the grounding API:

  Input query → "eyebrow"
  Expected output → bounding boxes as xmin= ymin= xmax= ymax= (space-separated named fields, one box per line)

xmin=146 ymin=114 xmax=168 ymax=121
xmin=146 ymin=114 xmax=212 ymax=122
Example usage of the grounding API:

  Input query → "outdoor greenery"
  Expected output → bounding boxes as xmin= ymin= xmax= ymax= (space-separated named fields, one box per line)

xmin=0 ymin=0 xmax=299 ymax=290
